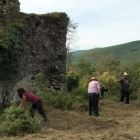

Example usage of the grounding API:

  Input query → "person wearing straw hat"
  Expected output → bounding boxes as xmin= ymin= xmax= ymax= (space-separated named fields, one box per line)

xmin=117 ymin=72 xmax=132 ymax=106
xmin=88 ymin=77 xmax=101 ymax=117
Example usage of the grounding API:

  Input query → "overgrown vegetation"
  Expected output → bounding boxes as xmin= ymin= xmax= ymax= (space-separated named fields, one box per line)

xmin=68 ymin=49 xmax=140 ymax=101
xmin=0 ymin=97 xmax=40 ymax=136
xmin=128 ymin=61 xmax=140 ymax=100
xmin=67 ymin=71 xmax=79 ymax=91
xmin=0 ymin=24 xmax=26 ymax=80
xmin=34 ymin=73 xmax=74 ymax=111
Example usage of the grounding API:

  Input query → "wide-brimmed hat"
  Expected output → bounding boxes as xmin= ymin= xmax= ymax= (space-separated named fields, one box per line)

xmin=123 ymin=72 xmax=128 ymax=76
xmin=91 ymin=77 xmax=97 ymax=80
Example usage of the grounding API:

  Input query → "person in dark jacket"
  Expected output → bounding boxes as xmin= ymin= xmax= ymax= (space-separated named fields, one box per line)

xmin=100 ymin=83 xmax=108 ymax=98
xmin=117 ymin=72 xmax=132 ymax=106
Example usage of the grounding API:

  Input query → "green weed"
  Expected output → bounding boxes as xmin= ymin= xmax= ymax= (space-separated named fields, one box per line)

xmin=0 ymin=97 xmax=40 ymax=136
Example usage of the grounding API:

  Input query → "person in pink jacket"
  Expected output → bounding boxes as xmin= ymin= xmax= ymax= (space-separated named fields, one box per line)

xmin=17 ymin=88 xmax=49 ymax=126
xmin=88 ymin=77 xmax=101 ymax=117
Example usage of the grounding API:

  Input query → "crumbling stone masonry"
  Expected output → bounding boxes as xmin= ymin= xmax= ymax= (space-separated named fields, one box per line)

xmin=0 ymin=0 xmax=69 ymax=106
xmin=0 ymin=0 xmax=20 ymax=25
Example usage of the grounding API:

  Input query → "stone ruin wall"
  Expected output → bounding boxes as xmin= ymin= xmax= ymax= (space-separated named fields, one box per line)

xmin=0 ymin=0 xmax=69 ymax=105
xmin=0 ymin=0 xmax=20 ymax=25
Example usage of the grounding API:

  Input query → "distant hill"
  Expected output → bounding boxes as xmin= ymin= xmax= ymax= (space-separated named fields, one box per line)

xmin=120 ymin=50 xmax=140 ymax=66
xmin=71 ymin=50 xmax=88 ymax=54
xmin=72 ymin=40 xmax=140 ymax=66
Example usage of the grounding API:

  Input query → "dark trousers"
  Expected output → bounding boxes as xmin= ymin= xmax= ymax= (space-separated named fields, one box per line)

xmin=30 ymin=99 xmax=49 ymax=122
xmin=88 ymin=93 xmax=99 ymax=116
xmin=120 ymin=90 xmax=129 ymax=104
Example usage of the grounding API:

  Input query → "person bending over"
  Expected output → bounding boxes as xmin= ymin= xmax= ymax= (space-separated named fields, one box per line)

xmin=17 ymin=88 xmax=49 ymax=126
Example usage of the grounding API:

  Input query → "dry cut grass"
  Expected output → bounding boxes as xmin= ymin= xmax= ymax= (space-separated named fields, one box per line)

xmin=1 ymin=99 xmax=140 ymax=140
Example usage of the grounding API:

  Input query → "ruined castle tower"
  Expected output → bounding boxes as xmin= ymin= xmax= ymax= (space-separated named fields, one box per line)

xmin=0 ymin=0 xmax=69 ymax=106
xmin=0 ymin=0 xmax=20 ymax=24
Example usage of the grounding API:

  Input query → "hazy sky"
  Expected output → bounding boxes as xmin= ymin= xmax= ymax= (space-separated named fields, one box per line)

xmin=19 ymin=0 xmax=140 ymax=50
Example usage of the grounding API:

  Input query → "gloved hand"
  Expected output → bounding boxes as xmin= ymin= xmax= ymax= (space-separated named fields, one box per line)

xmin=99 ymin=94 xmax=102 ymax=99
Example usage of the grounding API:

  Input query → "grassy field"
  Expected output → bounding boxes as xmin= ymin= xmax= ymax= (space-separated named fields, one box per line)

xmin=72 ymin=40 xmax=140 ymax=66
xmin=1 ymin=99 xmax=140 ymax=140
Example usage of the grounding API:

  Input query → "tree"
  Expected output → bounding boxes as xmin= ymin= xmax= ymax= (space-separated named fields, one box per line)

xmin=67 ymin=71 xmax=79 ymax=91
xmin=75 ymin=59 xmax=94 ymax=77
xmin=86 ymin=49 xmax=126 ymax=78
xmin=66 ymin=19 xmax=78 ymax=72
xmin=128 ymin=61 xmax=140 ymax=100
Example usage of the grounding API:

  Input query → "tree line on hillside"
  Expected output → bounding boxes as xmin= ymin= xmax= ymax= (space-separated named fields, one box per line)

xmin=71 ymin=41 xmax=140 ymax=66
xmin=67 ymin=50 xmax=140 ymax=100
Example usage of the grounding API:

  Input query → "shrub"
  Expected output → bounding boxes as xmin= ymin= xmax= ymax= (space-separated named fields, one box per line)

xmin=69 ymin=87 xmax=88 ymax=100
xmin=0 ymin=97 xmax=40 ymax=136
xmin=97 ymin=72 xmax=120 ymax=96
xmin=74 ymin=59 xmax=93 ymax=77
xmin=67 ymin=71 xmax=79 ymax=91
xmin=68 ymin=75 xmax=91 ymax=100
xmin=104 ymin=92 xmax=120 ymax=102
xmin=4 ymin=106 xmax=27 ymax=122
xmin=80 ymin=101 xmax=88 ymax=111
xmin=34 ymin=73 xmax=74 ymax=110
xmin=50 ymin=93 xmax=73 ymax=110
xmin=128 ymin=61 xmax=140 ymax=100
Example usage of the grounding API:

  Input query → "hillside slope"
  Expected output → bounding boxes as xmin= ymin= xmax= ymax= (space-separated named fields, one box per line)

xmin=72 ymin=40 xmax=140 ymax=65
xmin=1 ymin=99 xmax=140 ymax=140
xmin=120 ymin=50 xmax=140 ymax=65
